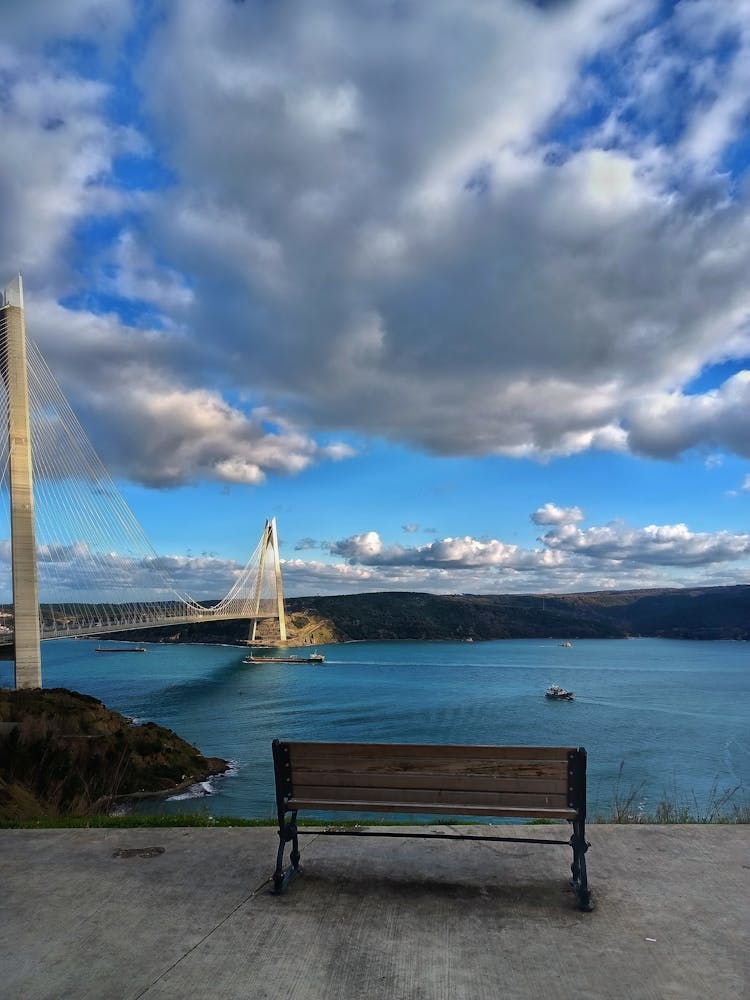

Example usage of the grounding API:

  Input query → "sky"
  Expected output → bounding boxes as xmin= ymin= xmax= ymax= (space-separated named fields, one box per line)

xmin=2 ymin=0 xmax=750 ymax=599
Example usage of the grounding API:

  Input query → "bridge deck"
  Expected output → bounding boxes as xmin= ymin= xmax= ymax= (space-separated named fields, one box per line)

xmin=0 ymin=611 xmax=282 ymax=644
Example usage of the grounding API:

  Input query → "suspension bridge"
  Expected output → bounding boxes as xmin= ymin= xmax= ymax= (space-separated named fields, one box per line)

xmin=0 ymin=275 xmax=287 ymax=690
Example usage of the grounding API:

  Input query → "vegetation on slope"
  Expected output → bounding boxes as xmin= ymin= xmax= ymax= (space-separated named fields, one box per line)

xmin=285 ymin=592 xmax=621 ymax=641
xmin=285 ymin=586 xmax=750 ymax=641
xmin=0 ymin=688 xmax=227 ymax=821
xmin=102 ymin=584 xmax=750 ymax=645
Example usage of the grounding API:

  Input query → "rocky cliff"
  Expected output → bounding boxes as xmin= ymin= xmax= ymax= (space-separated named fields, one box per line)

xmin=0 ymin=688 xmax=227 ymax=821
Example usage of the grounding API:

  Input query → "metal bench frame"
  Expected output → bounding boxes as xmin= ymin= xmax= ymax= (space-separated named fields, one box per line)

xmin=271 ymin=739 xmax=592 ymax=911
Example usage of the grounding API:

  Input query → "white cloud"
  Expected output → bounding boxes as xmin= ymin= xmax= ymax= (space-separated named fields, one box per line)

xmin=568 ymin=149 xmax=646 ymax=214
xmin=626 ymin=372 xmax=750 ymax=459
xmin=85 ymin=378 xmax=354 ymax=488
xmin=0 ymin=65 xmax=126 ymax=283
xmin=5 ymin=0 xmax=750 ymax=489
xmin=111 ymin=0 xmax=750 ymax=467
xmin=0 ymin=536 xmax=246 ymax=605
xmin=14 ymin=504 xmax=748 ymax=602
xmin=539 ymin=519 xmax=750 ymax=567
xmin=108 ymin=231 xmax=194 ymax=312
xmin=23 ymin=298 xmax=355 ymax=488
xmin=531 ymin=503 xmax=585 ymax=526
xmin=674 ymin=1 xmax=750 ymax=168
xmin=302 ymin=506 xmax=750 ymax=594
xmin=0 ymin=2 xmax=135 ymax=288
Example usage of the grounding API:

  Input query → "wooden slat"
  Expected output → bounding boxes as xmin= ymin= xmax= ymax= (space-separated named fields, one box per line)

xmin=292 ymin=756 xmax=569 ymax=780
xmin=289 ymin=785 xmax=570 ymax=810
xmin=287 ymin=797 xmax=577 ymax=820
xmin=288 ymin=742 xmax=573 ymax=762
xmin=292 ymin=770 xmax=568 ymax=796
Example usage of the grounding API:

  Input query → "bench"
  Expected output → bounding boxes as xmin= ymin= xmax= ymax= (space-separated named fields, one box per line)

xmin=271 ymin=740 xmax=592 ymax=910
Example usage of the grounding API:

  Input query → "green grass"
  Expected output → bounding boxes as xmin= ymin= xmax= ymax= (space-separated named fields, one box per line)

xmin=0 ymin=813 xmax=276 ymax=830
xmin=0 ymin=815 xmax=510 ymax=830
xmin=594 ymin=762 xmax=749 ymax=824
xmin=2 ymin=804 xmax=748 ymax=830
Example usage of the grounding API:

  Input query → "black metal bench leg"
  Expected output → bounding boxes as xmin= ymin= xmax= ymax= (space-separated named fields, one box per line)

xmin=273 ymin=830 xmax=287 ymax=894
xmin=570 ymin=819 xmax=593 ymax=911
xmin=272 ymin=812 xmax=301 ymax=894
xmin=290 ymin=824 xmax=301 ymax=870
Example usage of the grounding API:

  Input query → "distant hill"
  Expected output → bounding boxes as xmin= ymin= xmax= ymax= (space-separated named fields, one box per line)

xmin=560 ymin=585 xmax=750 ymax=640
xmin=109 ymin=584 xmax=750 ymax=645
xmin=284 ymin=586 xmax=750 ymax=642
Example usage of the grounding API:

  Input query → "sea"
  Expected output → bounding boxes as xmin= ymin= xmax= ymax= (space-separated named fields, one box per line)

xmin=3 ymin=637 xmax=748 ymax=821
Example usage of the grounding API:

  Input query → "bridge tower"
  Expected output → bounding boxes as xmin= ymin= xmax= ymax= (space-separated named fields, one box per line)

xmin=0 ymin=276 xmax=42 ymax=689
xmin=249 ymin=517 xmax=287 ymax=644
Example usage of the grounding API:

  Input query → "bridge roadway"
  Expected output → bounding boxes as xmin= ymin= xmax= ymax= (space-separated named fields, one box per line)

xmin=0 ymin=823 xmax=746 ymax=999
xmin=0 ymin=610 xmax=281 ymax=644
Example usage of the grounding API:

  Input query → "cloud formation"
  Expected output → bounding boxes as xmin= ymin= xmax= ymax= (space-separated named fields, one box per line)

xmin=539 ymin=520 xmax=750 ymax=567
xmin=531 ymin=503 xmax=585 ymax=526
xmin=3 ymin=1 xmax=750 ymax=486
xmin=329 ymin=531 xmax=563 ymax=571
xmin=0 ymin=539 xmax=247 ymax=604
xmin=129 ymin=0 xmax=750 ymax=467
xmin=3 ymin=500 xmax=747 ymax=601
xmin=302 ymin=504 xmax=750 ymax=595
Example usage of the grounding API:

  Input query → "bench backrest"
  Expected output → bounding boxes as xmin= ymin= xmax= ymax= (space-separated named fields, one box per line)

xmin=273 ymin=741 xmax=586 ymax=820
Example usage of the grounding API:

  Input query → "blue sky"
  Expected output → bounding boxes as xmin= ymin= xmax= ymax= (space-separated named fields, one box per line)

xmin=2 ymin=0 xmax=750 ymax=598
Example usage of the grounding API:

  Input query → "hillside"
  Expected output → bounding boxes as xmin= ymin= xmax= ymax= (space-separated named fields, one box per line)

xmin=285 ymin=592 xmax=621 ymax=641
xmin=566 ymin=585 xmax=750 ymax=640
xmin=285 ymin=586 xmax=750 ymax=641
xmin=106 ymin=584 xmax=750 ymax=645
xmin=0 ymin=688 xmax=228 ymax=820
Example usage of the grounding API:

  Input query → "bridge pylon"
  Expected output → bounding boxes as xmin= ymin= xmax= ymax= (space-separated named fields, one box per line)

xmin=249 ymin=517 xmax=287 ymax=644
xmin=0 ymin=276 xmax=290 ymax=685
xmin=0 ymin=276 xmax=42 ymax=689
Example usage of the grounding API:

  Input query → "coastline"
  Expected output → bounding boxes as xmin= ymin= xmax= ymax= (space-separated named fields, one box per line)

xmin=108 ymin=756 xmax=231 ymax=810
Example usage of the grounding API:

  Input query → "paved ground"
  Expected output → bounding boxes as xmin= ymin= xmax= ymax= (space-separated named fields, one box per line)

xmin=0 ymin=824 xmax=747 ymax=1000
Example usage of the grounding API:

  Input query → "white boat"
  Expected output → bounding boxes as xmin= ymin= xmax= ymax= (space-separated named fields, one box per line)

xmin=545 ymin=684 xmax=574 ymax=701
xmin=559 ymin=641 xmax=572 ymax=647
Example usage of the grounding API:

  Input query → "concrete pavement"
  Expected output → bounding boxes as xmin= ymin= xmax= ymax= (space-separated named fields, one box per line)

xmin=0 ymin=824 xmax=747 ymax=999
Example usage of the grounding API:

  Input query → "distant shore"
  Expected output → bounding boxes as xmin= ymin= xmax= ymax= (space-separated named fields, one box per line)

xmin=98 ymin=585 xmax=750 ymax=646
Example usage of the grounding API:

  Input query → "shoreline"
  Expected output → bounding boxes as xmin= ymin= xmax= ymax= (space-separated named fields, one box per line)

xmin=70 ymin=635 xmax=750 ymax=653
xmin=107 ymin=756 xmax=231 ymax=810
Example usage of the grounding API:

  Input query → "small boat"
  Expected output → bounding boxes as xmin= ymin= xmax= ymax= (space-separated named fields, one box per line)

xmin=96 ymin=646 xmax=146 ymax=653
xmin=545 ymin=684 xmax=574 ymax=701
xmin=559 ymin=641 xmax=572 ymax=647
xmin=243 ymin=651 xmax=325 ymax=664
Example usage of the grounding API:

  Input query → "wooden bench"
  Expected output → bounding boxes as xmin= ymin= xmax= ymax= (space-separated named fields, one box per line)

xmin=271 ymin=740 xmax=592 ymax=910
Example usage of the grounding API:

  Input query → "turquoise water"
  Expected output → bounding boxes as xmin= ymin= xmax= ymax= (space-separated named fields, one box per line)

xmin=3 ymin=637 xmax=748 ymax=820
